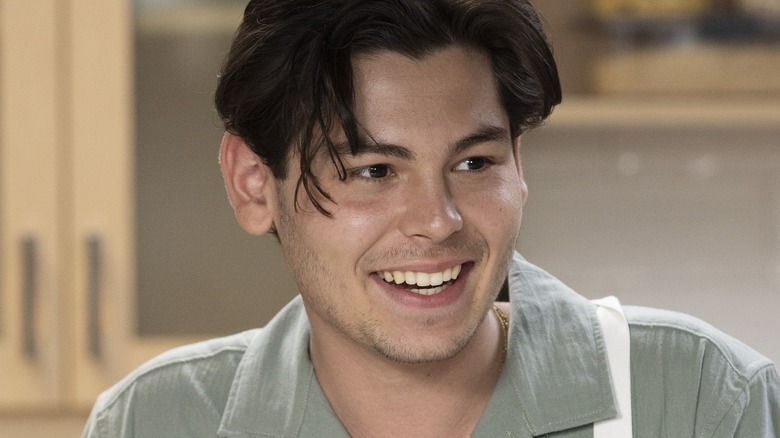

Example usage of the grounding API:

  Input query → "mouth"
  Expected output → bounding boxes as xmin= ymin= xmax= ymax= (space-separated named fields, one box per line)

xmin=376 ymin=264 xmax=463 ymax=296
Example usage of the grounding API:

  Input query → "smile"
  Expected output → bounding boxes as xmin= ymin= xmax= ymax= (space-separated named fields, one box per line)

xmin=378 ymin=264 xmax=462 ymax=296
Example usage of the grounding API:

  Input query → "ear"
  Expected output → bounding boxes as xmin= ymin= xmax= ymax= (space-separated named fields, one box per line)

xmin=512 ymin=136 xmax=528 ymax=205
xmin=219 ymin=132 xmax=277 ymax=235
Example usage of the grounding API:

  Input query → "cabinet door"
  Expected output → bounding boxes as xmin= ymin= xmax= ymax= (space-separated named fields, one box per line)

xmin=67 ymin=0 xmax=187 ymax=407
xmin=0 ymin=0 xmax=63 ymax=409
xmin=68 ymin=0 xmax=299 ymax=408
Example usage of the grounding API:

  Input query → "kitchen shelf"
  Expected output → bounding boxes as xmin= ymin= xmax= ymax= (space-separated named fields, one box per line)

xmin=543 ymin=96 xmax=780 ymax=129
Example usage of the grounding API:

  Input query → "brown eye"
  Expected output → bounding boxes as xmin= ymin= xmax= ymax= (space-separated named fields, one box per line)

xmin=456 ymin=157 xmax=487 ymax=171
xmin=367 ymin=165 xmax=389 ymax=178
xmin=353 ymin=164 xmax=391 ymax=180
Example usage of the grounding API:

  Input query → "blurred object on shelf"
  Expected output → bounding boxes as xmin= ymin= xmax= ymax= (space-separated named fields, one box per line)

xmin=593 ymin=44 xmax=780 ymax=93
xmin=592 ymin=0 xmax=780 ymax=45
xmin=592 ymin=0 xmax=714 ymax=18
xmin=589 ymin=0 xmax=780 ymax=94
xmin=739 ymin=0 xmax=780 ymax=15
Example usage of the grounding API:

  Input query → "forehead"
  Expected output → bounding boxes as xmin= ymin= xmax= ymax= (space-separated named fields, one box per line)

xmin=349 ymin=46 xmax=506 ymax=141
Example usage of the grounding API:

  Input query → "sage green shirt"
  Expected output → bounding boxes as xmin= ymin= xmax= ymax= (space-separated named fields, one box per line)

xmin=82 ymin=254 xmax=780 ymax=437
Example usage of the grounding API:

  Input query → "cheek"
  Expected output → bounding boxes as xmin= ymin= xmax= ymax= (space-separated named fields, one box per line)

xmin=490 ymin=187 xmax=524 ymax=226
xmin=337 ymin=199 xmax=388 ymax=228
xmin=472 ymin=171 xmax=524 ymax=211
xmin=459 ymin=176 xmax=525 ymax=239
xmin=326 ymin=197 xmax=398 ymax=251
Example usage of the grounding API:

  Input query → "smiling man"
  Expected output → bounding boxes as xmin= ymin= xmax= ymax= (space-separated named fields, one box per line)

xmin=83 ymin=0 xmax=779 ymax=437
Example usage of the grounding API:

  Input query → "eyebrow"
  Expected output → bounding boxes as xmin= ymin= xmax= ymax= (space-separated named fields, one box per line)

xmin=336 ymin=124 xmax=510 ymax=160
xmin=453 ymin=124 xmax=510 ymax=154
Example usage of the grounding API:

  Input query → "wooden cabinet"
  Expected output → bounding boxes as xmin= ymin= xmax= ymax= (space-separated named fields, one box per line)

xmin=1 ymin=0 xmax=203 ymax=415
xmin=67 ymin=0 xmax=207 ymax=408
xmin=1 ymin=0 xmax=63 ymax=410
xmin=1 ymin=1 xmax=296 ymax=422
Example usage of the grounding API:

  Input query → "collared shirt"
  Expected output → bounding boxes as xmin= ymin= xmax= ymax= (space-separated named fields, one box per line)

xmin=82 ymin=253 xmax=780 ymax=437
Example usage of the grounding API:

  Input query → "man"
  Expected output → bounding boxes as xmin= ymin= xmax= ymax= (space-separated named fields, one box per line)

xmin=83 ymin=0 xmax=779 ymax=436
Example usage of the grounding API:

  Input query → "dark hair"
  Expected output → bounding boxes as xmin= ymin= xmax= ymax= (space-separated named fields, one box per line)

xmin=215 ymin=0 xmax=561 ymax=215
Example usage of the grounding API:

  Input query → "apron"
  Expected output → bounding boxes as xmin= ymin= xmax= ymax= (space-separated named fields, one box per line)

xmin=591 ymin=296 xmax=633 ymax=438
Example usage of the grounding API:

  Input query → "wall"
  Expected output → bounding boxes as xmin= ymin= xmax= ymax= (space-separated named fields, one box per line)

xmin=519 ymin=122 xmax=780 ymax=363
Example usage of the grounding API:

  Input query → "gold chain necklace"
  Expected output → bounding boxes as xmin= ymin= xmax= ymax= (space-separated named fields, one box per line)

xmin=491 ymin=304 xmax=509 ymax=368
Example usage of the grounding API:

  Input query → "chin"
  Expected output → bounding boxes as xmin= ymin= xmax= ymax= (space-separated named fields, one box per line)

xmin=365 ymin=323 xmax=479 ymax=364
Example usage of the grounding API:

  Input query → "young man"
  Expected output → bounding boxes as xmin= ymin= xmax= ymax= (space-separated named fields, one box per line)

xmin=83 ymin=0 xmax=779 ymax=436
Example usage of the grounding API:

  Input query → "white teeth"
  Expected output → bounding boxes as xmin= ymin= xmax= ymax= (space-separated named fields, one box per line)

xmin=410 ymin=285 xmax=446 ymax=296
xmin=378 ymin=264 xmax=463 ymax=291
xmin=416 ymin=272 xmax=431 ymax=287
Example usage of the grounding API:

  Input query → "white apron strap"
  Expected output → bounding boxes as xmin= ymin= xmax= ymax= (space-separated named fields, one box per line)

xmin=591 ymin=296 xmax=633 ymax=438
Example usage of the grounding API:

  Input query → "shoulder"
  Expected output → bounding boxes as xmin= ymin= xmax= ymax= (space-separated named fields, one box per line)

xmin=83 ymin=296 xmax=310 ymax=437
xmin=624 ymin=305 xmax=780 ymax=436
xmin=83 ymin=330 xmax=258 ymax=437
xmin=100 ymin=329 xmax=256 ymax=408
xmin=624 ymin=305 xmax=775 ymax=379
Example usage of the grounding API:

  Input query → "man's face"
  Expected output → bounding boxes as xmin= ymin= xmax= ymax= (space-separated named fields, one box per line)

xmin=273 ymin=46 xmax=527 ymax=364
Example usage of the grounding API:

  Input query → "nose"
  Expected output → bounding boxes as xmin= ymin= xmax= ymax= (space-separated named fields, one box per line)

xmin=398 ymin=178 xmax=463 ymax=242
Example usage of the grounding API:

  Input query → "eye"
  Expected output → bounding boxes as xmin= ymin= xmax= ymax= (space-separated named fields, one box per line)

xmin=454 ymin=157 xmax=489 ymax=171
xmin=353 ymin=164 xmax=391 ymax=180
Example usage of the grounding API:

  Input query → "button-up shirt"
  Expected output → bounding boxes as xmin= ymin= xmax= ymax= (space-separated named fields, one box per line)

xmin=83 ymin=253 xmax=780 ymax=437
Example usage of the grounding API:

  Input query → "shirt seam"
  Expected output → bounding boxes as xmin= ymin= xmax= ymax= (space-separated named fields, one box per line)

xmin=708 ymin=362 xmax=776 ymax=436
xmin=508 ymin=374 xmax=535 ymax=433
xmin=292 ymin=364 xmax=317 ymax=437
xmin=97 ymin=344 xmax=249 ymax=413
xmin=94 ymin=408 xmax=109 ymax=437
xmin=627 ymin=319 xmax=773 ymax=380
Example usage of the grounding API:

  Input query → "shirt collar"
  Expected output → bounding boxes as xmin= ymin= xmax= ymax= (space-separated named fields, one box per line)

xmin=478 ymin=253 xmax=616 ymax=436
xmin=218 ymin=253 xmax=617 ymax=437
xmin=217 ymin=295 xmax=325 ymax=437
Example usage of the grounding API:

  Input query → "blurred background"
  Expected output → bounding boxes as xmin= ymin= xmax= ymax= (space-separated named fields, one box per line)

xmin=1 ymin=0 xmax=778 ymax=435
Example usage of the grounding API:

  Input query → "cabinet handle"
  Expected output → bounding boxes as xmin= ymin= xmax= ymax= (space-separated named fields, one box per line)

xmin=21 ymin=236 xmax=38 ymax=360
xmin=86 ymin=236 xmax=102 ymax=360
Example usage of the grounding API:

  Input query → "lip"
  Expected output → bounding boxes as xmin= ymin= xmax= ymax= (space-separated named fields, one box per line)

xmin=371 ymin=262 xmax=473 ymax=309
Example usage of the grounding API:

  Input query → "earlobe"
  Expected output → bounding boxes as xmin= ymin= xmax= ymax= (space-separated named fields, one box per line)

xmin=219 ymin=132 xmax=277 ymax=235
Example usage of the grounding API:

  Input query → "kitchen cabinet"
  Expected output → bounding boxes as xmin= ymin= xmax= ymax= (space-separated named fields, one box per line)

xmin=1 ymin=0 xmax=63 ymax=410
xmin=2 ymin=0 xmax=297 ymax=421
xmin=0 ymin=0 xmax=212 ymax=416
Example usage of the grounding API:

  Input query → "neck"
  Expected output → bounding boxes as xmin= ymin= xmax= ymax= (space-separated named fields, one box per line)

xmin=309 ymin=304 xmax=507 ymax=437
